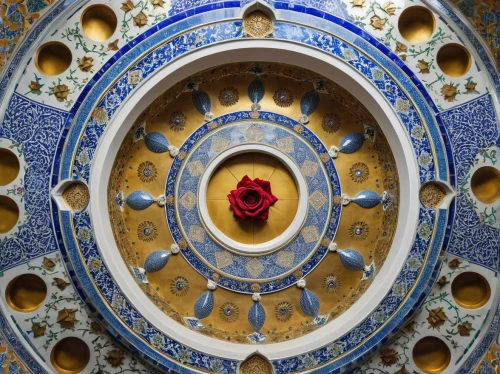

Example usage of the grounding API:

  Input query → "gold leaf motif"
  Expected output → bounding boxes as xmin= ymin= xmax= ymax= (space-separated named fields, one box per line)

xmin=57 ymin=308 xmax=79 ymax=329
xmin=243 ymin=11 xmax=273 ymax=38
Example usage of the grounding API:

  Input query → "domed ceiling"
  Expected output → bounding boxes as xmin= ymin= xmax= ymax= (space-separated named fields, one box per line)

xmin=0 ymin=1 xmax=499 ymax=374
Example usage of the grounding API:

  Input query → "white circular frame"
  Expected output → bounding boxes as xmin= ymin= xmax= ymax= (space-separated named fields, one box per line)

xmin=90 ymin=40 xmax=420 ymax=360
xmin=198 ymin=143 xmax=310 ymax=256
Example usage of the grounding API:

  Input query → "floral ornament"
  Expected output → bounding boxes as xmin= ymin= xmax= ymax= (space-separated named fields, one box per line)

xmin=53 ymin=84 xmax=69 ymax=102
xmin=370 ymin=15 xmax=386 ymax=31
xmin=31 ymin=323 xmax=46 ymax=337
xmin=273 ymin=88 xmax=294 ymax=107
xmin=42 ymin=257 xmax=56 ymax=271
xmin=53 ymin=278 xmax=69 ymax=290
xmin=251 ymin=283 xmax=261 ymax=293
xmin=219 ymin=302 xmax=240 ymax=323
xmin=92 ymin=107 xmax=108 ymax=124
xmin=90 ymin=321 xmax=104 ymax=334
xmin=168 ymin=111 xmax=187 ymax=131
xmin=383 ymin=1 xmax=396 ymax=15
xmin=228 ymin=175 xmax=278 ymax=220
xmin=426 ymin=307 xmax=448 ymax=329
xmin=380 ymin=348 xmax=398 ymax=367
xmin=352 ymin=0 xmax=365 ymax=7
xmin=464 ymin=79 xmax=479 ymax=94
xmin=169 ymin=276 xmax=189 ymax=297
xmin=137 ymin=221 xmax=158 ymax=242
xmin=458 ymin=321 xmax=473 ymax=336
xmin=108 ymin=39 xmax=119 ymax=51
xmin=395 ymin=42 xmax=407 ymax=54
xmin=133 ymin=12 xmax=148 ymax=27
xmin=57 ymin=308 xmax=79 ymax=329
xmin=121 ymin=1 xmax=134 ymax=12
xmin=323 ymin=274 xmax=342 ymax=294
xmin=27 ymin=75 xmax=44 ymax=95
xmin=349 ymin=163 xmax=369 ymax=183
xmin=348 ymin=221 xmax=369 ymax=241
xmin=416 ymin=59 xmax=430 ymax=74
xmin=441 ymin=83 xmax=458 ymax=102
xmin=437 ymin=275 xmax=449 ymax=288
xmin=105 ymin=349 xmax=126 ymax=367
xmin=218 ymin=87 xmax=239 ymax=106
xmin=448 ymin=258 xmax=462 ymax=270
xmin=151 ymin=0 xmax=165 ymax=8
xmin=137 ymin=161 xmax=158 ymax=183
xmin=321 ymin=113 xmax=340 ymax=133
xmin=275 ymin=301 xmax=293 ymax=322
xmin=78 ymin=56 xmax=94 ymax=72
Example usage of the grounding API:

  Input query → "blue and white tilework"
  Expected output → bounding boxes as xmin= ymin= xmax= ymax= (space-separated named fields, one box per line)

xmin=438 ymin=94 xmax=500 ymax=270
xmin=0 ymin=0 xmax=498 ymax=372
xmin=0 ymin=93 xmax=68 ymax=272
xmin=171 ymin=116 xmax=337 ymax=292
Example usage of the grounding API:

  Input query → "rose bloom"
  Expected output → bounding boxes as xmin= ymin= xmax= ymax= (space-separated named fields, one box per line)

xmin=228 ymin=175 xmax=278 ymax=220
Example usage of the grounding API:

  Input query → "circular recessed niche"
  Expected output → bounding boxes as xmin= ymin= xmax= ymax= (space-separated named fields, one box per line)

xmin=51 ymin=337 xmax=91 ymax=374
xmin=0 ymin=196 xmax=19 ymax=233
xmin=0 ymin=148 xmax=20 ymax=186
xmin=81 ymin=5 xmax=118 ymax=42
xmin=199 ymin=143 xmax=309 ymax=256
xmin=35 ymin=42 xmax=72 ymax=76
xmin=62 ymin=182 xmax=90 ymax=211
xmin=471 ymin=166 xmax=500 ymax=204
xmin=5 ymin=274 xmax=47 ymax=312
xmin=206 ymin=151 xmax=299 ymax=245
xmin=451 ymin=272 xmax=491 ymax=309
xmin=398 ymin=6 xmax=435 ymax=43
xmin=413 ymin=336 xmax=451 ymax=373
xmin=436 ymin=43 xmax=472 ymax=77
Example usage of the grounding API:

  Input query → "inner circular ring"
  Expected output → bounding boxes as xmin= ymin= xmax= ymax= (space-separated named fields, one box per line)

xmin=198 ymin=144 xmax=309 ymax=256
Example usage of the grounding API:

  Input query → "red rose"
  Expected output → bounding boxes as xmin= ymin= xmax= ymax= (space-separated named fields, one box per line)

xmin=228 ymin=175 xmax=278 ymax=220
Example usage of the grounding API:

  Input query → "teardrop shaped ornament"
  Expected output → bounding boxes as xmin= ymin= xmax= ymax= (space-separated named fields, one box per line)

xmin=194 ymin=291 xmax=214 ymax=320
xmin=126 ymin=191 xmax=156 ymax=210
xmin=144 ymin=250 xmax=171 ymax=273
xmin=144 ymin=132 xmax=170 ymax=154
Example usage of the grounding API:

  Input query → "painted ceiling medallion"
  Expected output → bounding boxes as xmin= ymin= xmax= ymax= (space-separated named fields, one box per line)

xmin=273 ymin=88 xmax=294 ymax=107
xmin=1 ymin=0 xmax=499 ymax=370
xmin=218 ymin=87 xmax=239 ymax=106
xmin=243 ymin=11 xmax=274 ymax=38
xmin=104 ymin=64 xmax=403 ymax=351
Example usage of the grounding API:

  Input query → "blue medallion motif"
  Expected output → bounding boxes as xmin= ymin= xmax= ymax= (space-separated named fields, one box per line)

xmin=352 ymin=190 xmax=382 ymax=208
xmin=192 ymin=89 xmax=212 ymax=116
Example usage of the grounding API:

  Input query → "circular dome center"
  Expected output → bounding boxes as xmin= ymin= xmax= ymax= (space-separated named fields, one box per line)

xmin=206 ymin=151 xmax=299 ymax=246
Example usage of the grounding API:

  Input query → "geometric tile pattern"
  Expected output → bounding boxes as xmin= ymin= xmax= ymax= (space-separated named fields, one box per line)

xmin=301 ymin=160 xmax=319 ymax=177
xmin=179 ymin=191 xmax=197 ymax=211
xmin=187 ymin=160 xmax=204 ymax=177
xmin=216 ymin=251 xmax=234 ymax=268
xmin=276 ymin=251 xmax=295 ymax=268
xmin=308 ymin=190 xmax=327 ymax=210
xmin=188 ymin=225 xmax=205 ymax=243
xmin=301 ymin=226 xmax=320 ymax=243
xmin=276 ymin=136 xmax=294 ymax=153
xmin=245 ymin=258 xmax=265 ymax=278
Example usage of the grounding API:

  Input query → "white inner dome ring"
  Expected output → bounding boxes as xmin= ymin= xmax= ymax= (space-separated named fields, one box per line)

xmin=198 ymin=144 xmax=309 ymax=255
